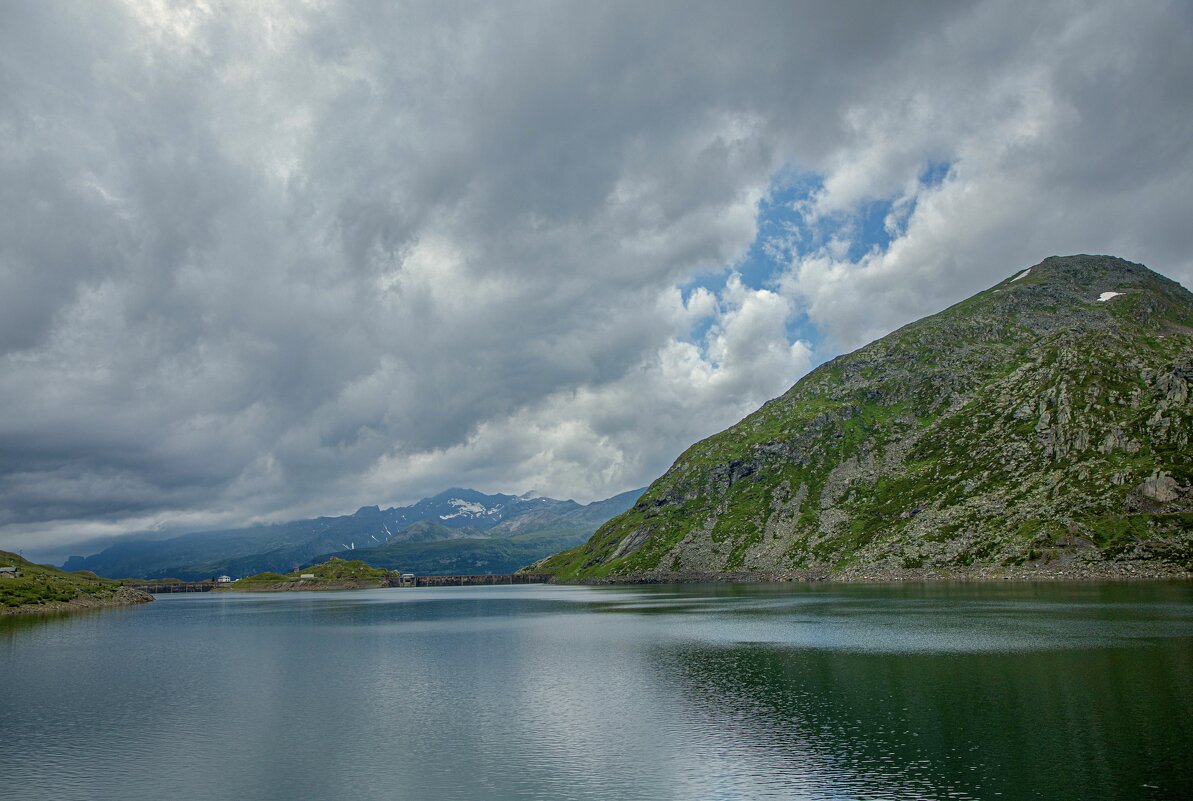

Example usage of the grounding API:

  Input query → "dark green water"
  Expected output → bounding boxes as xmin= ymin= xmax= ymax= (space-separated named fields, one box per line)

xmin=2 ymin=582 xmax=1191 ymax=801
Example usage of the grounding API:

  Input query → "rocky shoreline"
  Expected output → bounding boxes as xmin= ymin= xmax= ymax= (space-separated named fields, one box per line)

xmin=563 ymin=561 xmax=1192 ymax=585
xmin=0 ymin=586 xmax=154 ymax=617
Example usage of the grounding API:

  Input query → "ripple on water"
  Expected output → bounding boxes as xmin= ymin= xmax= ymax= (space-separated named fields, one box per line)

xmin=2 ymin=582 xmax=1191 ymax=801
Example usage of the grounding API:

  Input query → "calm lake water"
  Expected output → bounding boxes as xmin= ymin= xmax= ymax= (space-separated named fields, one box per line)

xmin=2 ymin=582 xmax=1192 ymax=801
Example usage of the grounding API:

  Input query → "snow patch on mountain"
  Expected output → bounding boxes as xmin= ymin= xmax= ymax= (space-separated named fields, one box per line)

xmin=439 ymin=499 xmax=496 ymax=520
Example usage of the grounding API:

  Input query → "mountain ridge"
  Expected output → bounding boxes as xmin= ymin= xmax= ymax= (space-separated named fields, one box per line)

xmin=537 ymin=255 xmax=1193 ymax=581
xmin=63 ymin=487 xmax=644 ymax=580
xmin=313 ymin=487 xmax=647 ymax=576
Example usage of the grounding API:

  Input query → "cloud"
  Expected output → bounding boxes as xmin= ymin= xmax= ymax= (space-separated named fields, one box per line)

xmin=359 ymin=276 xmax=812 ymax=504
xmin=775 ymin=1 xmax=1193 ymax=353
xmin=1 ymin=0 xmax=1190 ymax=559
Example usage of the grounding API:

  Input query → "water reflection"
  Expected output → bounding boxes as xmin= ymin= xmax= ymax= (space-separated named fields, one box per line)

xmin=2 ymin=582 xmax=1191 ymax=801
xmin=656 ymin=640 xmax=1193 ymax=800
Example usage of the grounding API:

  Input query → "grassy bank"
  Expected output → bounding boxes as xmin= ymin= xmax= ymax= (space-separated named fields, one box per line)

xmin=1 ymin=550 xmax=153 ymax=615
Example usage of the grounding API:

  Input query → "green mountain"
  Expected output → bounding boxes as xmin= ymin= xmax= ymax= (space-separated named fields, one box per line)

xmin=538 ymin=256 xmax=1192 ymax=581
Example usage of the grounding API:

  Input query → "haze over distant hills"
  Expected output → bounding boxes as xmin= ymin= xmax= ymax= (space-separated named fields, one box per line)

xmin=539 ymin=256 xmax=1193 ymax=581
xmin=63 ymin=488 xmax=643 ymax=580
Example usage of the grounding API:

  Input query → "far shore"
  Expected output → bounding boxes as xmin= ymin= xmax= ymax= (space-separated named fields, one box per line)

xmin=216 ymin=579 xmax=390 ymax=593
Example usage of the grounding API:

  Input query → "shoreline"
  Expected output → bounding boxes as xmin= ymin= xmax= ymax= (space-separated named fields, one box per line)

xmin=214 ymin=579 xmax=391 ymax=593
xmin=0 ymin=586 xmax=154 ymax=617
xmin=559 ymin=562 xmax=1193 ymax=585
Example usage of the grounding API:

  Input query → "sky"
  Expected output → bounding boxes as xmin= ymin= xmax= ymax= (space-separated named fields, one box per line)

xmin=2 ymin=1 xmax=1192 ymax=561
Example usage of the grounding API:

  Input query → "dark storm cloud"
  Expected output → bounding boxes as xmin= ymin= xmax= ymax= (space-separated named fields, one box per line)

xmin=1 ymin=0 xmax=1190 ymax=559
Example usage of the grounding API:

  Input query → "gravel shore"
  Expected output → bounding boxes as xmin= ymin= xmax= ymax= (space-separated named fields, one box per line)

xmin=565 ymin=561 xmax=1192 ymax=585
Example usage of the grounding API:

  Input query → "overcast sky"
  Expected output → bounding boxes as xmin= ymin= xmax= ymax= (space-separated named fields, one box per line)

xmin=3 ymin=1 xmax=1192 ymax=560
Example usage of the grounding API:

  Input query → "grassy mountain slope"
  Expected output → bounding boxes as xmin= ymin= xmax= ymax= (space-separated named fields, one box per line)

xmin=0 ymin=551 xmax=152 ymax=614
xmin=538 ymin=256 xmax=1192 ymax=581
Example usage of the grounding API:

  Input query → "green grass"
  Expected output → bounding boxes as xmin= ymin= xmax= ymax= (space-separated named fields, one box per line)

xmin=230 ymin=558 xmax=392 ymax=588
xmin=1 ymin=550 xmax=126 ymax=609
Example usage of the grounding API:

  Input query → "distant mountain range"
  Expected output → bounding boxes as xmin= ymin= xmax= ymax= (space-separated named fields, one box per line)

xmin=63 ymin=488 xmax=643 ymax=580
xmin=539 ymin=255 xmax=1192 ymax=581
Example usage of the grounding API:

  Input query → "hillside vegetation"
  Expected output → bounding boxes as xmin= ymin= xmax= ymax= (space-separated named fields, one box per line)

xmin=0 ymin=550 xmax=152 ymax=614
xmin=538 ymin=256 xmax=1193 ymax=581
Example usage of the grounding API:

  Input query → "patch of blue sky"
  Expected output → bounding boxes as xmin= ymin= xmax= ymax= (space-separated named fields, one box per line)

xmin=846 ymin=197 xmax=900 ymax=261
xmin=679 ymin=172 xmax=824 ymax=347
xmin=828 ymin=161 xmax=951 ymax=262
xmin=679 ymin=161 xmax=952 ymax=362
xmin=919 ymin=160 xmax=951 ymax=187
xmin=737 ymin=172 xmax=824 ymax=287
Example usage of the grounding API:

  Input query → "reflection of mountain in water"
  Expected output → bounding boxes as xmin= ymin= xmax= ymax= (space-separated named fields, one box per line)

xmin=657 ymin=641 xmax=1193 ymax=800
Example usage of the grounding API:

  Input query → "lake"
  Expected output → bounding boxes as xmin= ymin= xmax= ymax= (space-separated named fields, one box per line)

xmin=2 ymin=582 xmax=1191 ymax=801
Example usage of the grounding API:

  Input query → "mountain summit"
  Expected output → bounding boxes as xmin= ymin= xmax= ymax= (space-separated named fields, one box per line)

xmin=539 ymin=256 xmax=1192 ymax=580
xmin=63 ymin=487 xmax=642 ymax=580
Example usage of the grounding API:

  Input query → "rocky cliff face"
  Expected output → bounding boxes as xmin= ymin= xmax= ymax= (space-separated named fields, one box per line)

xmin=539 ymin=256 xmax=1193 ymax=580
